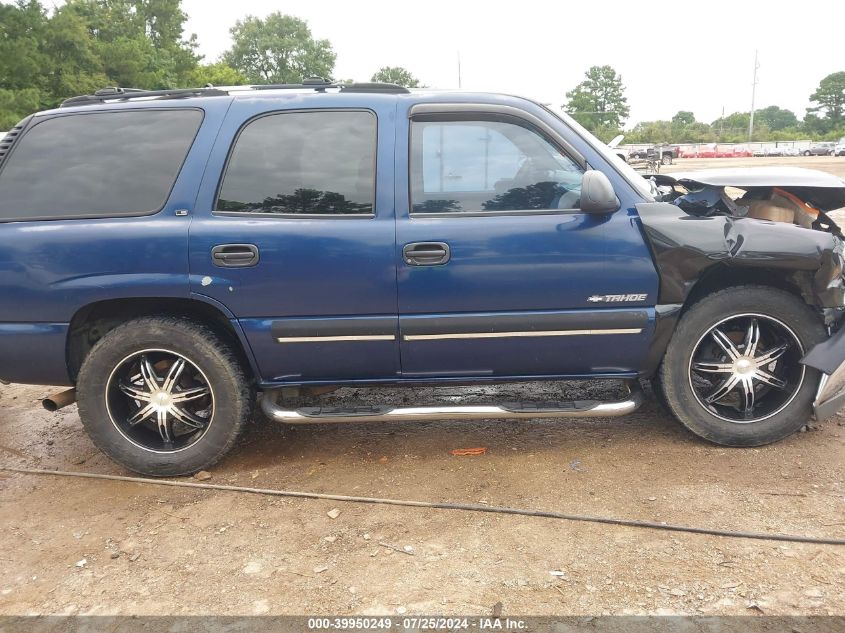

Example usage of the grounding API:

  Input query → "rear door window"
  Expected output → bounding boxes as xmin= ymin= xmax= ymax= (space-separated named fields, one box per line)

xmin=215 ymin=110 xmax=376 ymax=216
xmin=0 ymin=109 xmax=203 ymax=221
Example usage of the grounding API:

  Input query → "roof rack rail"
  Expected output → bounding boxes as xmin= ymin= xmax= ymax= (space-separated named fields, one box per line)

xmin=342 ymin=82 xmax=410 ymax=94
xmin=59 ymin=79 xmax=411 ymax=108
xmin=60 ymin=86 xmax=229 ymax=108
xmin=246 ymin=78 xmax=340 ymax=92
xmin=243 ymin=79 xmax=410 ymax=94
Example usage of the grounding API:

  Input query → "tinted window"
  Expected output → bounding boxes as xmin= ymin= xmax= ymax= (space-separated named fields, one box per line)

xmin=411 ymin=119 xmax=583 ymax=214
xmin=216 ymin=111 xmax=376 ymax=216
xmin=0 ymin=110 xmax=202 ymax=221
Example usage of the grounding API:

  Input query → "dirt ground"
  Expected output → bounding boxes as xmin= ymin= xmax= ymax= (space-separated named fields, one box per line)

xmin=1 ymin=156 xmax=844 ymax=618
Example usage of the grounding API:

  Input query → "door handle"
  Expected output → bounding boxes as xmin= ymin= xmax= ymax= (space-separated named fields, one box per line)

xmin=403 ymin=242 xmax=450 ymax=266
xmin=211 ymin=244 xmax=260 ymax=268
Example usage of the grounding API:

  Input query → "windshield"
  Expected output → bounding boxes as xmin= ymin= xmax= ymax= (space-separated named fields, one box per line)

xmin=542 ymin=106 xmax=655 ymax=201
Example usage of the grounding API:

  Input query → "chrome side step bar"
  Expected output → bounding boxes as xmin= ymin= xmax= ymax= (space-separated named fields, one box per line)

xmin=260 ymin=381 xmax=644 ymax=425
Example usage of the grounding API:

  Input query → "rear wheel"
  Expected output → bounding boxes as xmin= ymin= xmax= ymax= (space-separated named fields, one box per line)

xmin=77 ymin=317 xmax=253 ymax=476
xmin=804 ymin=150 xmax=812 ymax=156
xmin=657 ymin=286 xmax=825 ymax=446
xmin=661 ymin=153 xmax=673 ymax=165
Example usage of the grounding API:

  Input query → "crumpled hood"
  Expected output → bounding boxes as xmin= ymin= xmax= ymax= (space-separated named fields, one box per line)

xmin=650 ymin=167 xmax=845 ymax=212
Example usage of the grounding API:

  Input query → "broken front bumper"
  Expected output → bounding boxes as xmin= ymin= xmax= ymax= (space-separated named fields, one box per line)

xmin=802 ymin=327 xmax=845 ymax=420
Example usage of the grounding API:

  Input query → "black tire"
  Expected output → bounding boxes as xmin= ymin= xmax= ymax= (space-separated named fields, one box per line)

xmin=77 ymin=316 xmax=254 ymax=476
xmin=649 ymin=375 xmax=670 ymax=413
xmin=803 ymin=150 xmax=811 ymax=156
xmin=657 ymin=286 xmax=825 ymax=447
xmin=661 ymin=153 xmax=673 ymax=165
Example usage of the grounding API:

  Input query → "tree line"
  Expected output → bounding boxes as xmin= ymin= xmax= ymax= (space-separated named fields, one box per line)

xmin=0 ymin=0 xmax=423 ymax=129
xmin=2 ymin=1 xmax=843 ymax=145
xmin=564 ymin=64 xmax=845 ymax=144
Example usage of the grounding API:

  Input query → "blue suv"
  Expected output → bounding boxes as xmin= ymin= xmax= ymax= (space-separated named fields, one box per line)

xmin=2 ymin=81 xmax=845 ymax=476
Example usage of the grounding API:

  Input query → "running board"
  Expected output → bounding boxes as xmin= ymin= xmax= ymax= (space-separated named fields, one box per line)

xmin=260 ymin=381 xmax=644 ymax=424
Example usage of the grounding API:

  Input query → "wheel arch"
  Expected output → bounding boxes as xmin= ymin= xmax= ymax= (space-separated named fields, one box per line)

xmin=66 ymin=297 xmax=259 ymax=383
xmin=643 ymin=265 xmax=820 ymax=378
xmin=681 ymin=264 xmax=816 ymax=315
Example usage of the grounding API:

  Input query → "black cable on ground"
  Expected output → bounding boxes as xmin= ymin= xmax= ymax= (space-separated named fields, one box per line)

xmin=3 ymin=466 xmax=844 ymax=546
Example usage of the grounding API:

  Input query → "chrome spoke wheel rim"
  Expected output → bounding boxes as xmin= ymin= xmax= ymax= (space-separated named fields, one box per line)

xmin=106 ymin=349 xmax=215 ymax=453
xmin=688 ymin=314 xmax=805 ymax=424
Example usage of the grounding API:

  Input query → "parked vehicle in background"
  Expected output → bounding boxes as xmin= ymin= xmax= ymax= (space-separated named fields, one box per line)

xmin=630 ymin=145 xmax=680 ymax=165
xmin=765 ymin=146 xmax=799 ymax=157
xmin=835 ymin=139 xmax=845 ymax=156
xmin=661 ymin=145 xmax=682 ymax=164
xmin=803 ymin=142 xmax=835 ymax=156
xmin=2 ymin=82 xmax=845 ymax=476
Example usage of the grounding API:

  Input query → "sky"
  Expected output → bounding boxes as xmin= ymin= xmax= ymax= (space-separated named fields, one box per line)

xmin=53 ymin=0 xmax=845 ymax=127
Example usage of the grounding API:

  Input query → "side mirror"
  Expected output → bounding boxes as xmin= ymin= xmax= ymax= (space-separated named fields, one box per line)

xmin=580 ymin=170 xmax=619 ymax=214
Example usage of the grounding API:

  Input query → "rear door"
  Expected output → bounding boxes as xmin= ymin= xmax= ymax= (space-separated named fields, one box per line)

xmin=189 ymin=98 xmax=399 ymax=384
xmin=394 ymin=102 xmax=658 ymax=379
xmin=0 ymin=106 xmax=210 ymax=385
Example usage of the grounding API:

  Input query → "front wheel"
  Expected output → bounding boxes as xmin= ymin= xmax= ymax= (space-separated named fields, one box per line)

xmin=657 ymin=286 xmax=825 ymax=446
xmin=661 ymin=153 xmax=673 ymax=165
xmin=77 ymin=317 xmax=254 ymax=476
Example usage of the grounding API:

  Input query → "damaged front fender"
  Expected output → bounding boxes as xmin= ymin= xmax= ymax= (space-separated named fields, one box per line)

xmin=636 ymin=202 xmax=845 ymax=310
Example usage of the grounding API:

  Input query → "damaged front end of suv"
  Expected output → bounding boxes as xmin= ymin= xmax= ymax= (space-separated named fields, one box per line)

xmin=638 ymin=166 xmax=845 ymax=420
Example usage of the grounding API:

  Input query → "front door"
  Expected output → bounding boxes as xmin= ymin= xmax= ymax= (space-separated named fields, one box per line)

xmin=190 ymin=101 xmax=399 ymax=384
xmin=395 ymin=104 xmax=657 ymax=379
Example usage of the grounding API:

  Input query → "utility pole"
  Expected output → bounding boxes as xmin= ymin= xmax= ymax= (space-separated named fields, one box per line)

xmin=748 ymin=50 xmax=759 ymax=141
xmin=457 ymin=51 xmax=462 ymax=89
xmin=719 ymin=105 xmax=725 ymax=140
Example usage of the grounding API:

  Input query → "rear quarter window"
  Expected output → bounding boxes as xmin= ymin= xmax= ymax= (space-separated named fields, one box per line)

xmin=0 ymin=109 xmax=203 ymax=221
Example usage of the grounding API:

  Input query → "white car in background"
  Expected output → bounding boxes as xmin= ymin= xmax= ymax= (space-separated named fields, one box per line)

xmin=836 ymin=138 xmax=845 ymax=156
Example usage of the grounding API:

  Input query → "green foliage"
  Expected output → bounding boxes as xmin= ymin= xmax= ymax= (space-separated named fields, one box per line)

xmin=370 ymin=66 xmax=422 ymax=88
xmin=629 ymin=93 xmax=839 ymax=144
xmin=222 ymin=13 xmax=335 ymax=84
xmin=563 ymin=65 xmax=629 ymax=133
xmin=0 ymin=88 xmax=42 ymax=129
xmin=671 ymin=111 xmax=695 ymax=126
xmin=2 ymin=1 xmax=842 ymax=151
xmin=808 ymin=71 xmax=845 ymax=129
xmin=188 ymin=62 xmax=245 ymax=87
xmin=0 ymin=1 xmax=50 ymax=92
xmin=59 ymin=0 xmax=199 ymax=88
xmin=755 ymin=105 xmax=798 ymax=131
xmin=711 ymin=111 xmax=750 ymax=134
xmin=625 ymin=118 xmax=711 ymax=144
xmin=768 ymin=127 xmax=806 ymax=141
xmin=590 ymin=124 xmax=626 ymax=144
xmin=0 ymin=0 xmax=208 ymax=125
